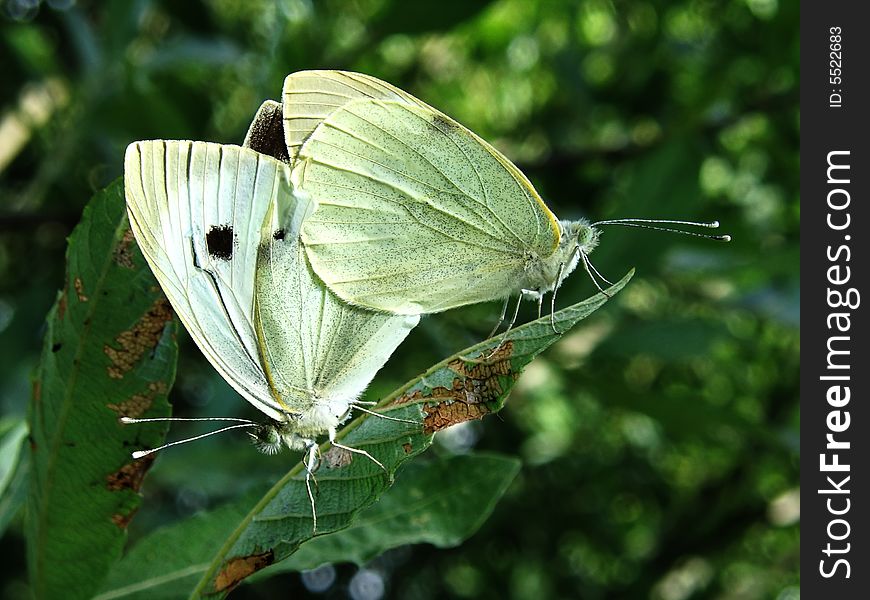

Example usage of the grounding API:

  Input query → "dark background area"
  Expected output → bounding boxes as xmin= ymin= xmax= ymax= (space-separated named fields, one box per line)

xmin=1 ymin=0 xmax=798 ymax=598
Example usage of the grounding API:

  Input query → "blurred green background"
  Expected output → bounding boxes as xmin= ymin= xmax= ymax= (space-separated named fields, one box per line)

xmin=0 ymin=0 xmax=798 ymax=598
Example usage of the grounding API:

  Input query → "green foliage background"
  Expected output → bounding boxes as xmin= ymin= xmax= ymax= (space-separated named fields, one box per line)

xmin=1 ymin=0 xmax=798 ymax=598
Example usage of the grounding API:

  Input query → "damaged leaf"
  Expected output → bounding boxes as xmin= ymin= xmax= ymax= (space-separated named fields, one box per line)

xmin=27 ymin=179 xmax=177 ymax=600
xmin=264 ymin=453 xmax=521 ymax=575
xmin=190 ymin=270 xmax=632 ymax=596
xmin=96 ymin=454 xmax=519 ymax=598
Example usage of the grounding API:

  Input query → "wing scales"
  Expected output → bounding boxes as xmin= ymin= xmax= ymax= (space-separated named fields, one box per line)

xmin=124 ymin=140 xmax=290 ymax=421
xmin=283 ymin=70 xmax=432 ymax=162
xmin=297 ymin=99 xmax=560 ymax=314
xmin=253 ymin=194 xmax=418 ymax=414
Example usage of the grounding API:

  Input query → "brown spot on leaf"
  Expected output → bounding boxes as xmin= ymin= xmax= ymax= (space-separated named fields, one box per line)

xmin=324 ymin=445 xmax=353 ymax=469
xmin=74 ymin=277 xmax=88 ymax=302
xmin=107 ymin=381 xmax=168 ymax=418
xmin=392 ymin=342 xmax=518 ymax=434
xmin=57 ymin=273 xmax=69 ymax=320
xmin=111 ymin=507 xmax=139 ymax=529
xmin=32 ymin=379 xmax=41 ymax=402
xmin=402 ymin=442 xmax=413 ymax=454
xmin=57 ymin=290 xmax=67 ymax=320
xmin=424 ymin=402 xmax=491 ymax=432
xmin=104 ymin=297 xmax=173 ymax=379
xmin=113 ymin=229 xmax=136 ymax=269
xmin=106 ymin=454 xmax=155 ymax=492
xmin=214 ymin=551 xmax=274 ymax=592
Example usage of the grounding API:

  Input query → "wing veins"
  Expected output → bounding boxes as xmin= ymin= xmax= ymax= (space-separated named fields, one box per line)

xmin=318 ymin=104 xmax=530 ymax=248
xmin=336 ymin=104 xmax=502 ymax=231
xmin=308 ymin=152 xmax=510 ymax=246
xmin=367 ymin=102 xmax=532 ymax=249
xmin=305 ymin=177 xmax=514 ymax=253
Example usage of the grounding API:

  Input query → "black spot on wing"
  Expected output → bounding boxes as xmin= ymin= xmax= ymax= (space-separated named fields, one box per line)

xmin=272 ymin=229 xmax=285 ymax=241
xmin=206 ymin=225 xmax=235 ymax=261
xmin=245 ymin=102 xmax=290 ymax=163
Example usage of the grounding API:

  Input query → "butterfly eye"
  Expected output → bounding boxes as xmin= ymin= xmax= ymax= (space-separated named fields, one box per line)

xmin=250 ymin=424 xmax=283 ymax=455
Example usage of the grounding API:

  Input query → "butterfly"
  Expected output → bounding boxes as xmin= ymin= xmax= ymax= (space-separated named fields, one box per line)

xmin=263 ymin=70 xmax=727 ymax=335
xmin=123 ymin=139 xmax=419 ymax=530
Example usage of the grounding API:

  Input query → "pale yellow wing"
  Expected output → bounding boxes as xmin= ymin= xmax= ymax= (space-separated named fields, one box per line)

xmin=282 ymin=70 xmax=432 ymax=162
xmin=124 ymin=140 xmax=291 ymax=422
xmin=253 ymin=189 xmax=418 ymax=422
xmin=296 ymin=98 xmax=561 ymax=314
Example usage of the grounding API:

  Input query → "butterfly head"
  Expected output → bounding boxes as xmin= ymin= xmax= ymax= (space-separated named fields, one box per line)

xmin=250 ymin=421 xmax=285 ymax=455
xmin=562 ymin=219 xmax=601 ymax=256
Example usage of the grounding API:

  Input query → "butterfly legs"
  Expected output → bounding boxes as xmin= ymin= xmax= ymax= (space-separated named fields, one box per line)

xmin=579 ymin=250 xmax=613 ymax=298
xmin=349 ymin=403 xmax=419 ymax=425
xmin=486 ymin=296 xmax=510 ymax=339
xmin=302 ymin=440 xmax=321 ymax=533
xmin=328 ymin=426 xmax=387 ymax=474
xmin=480 ymin=294 xmax=523 ymax=360
xmin=300 ymin=434 xmax=383 ymax=536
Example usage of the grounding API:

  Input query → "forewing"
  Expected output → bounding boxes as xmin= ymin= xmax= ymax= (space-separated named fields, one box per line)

xmin=124 ymin=140 xmax=290 ymax=421
xmin=282 ymin=70 xmax=432 ymax=162
xmin=254 ymin=194 xmax=419 ymax=411
xmin=297 ymin=99 xmax=560 ymax=314
xmin=243 ymin=99 xmax=290 ymax=163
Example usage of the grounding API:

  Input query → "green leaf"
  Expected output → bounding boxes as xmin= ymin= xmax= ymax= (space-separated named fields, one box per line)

xmin=27 ymin=179 xmax=178 ymax=600
xmin=96 ymin=453 xmax=520 ymax=599
xmin=96 ymin=488 xmax=268 ymax=600
xmin=192 ymin=270 xmax=633 ymax=597
xmin=272 ymin=453 xmax=521 ymax=573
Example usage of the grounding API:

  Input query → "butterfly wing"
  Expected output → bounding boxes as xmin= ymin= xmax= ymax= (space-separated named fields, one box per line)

xmin=282 ymin=69 xmax=433 ymax=163
xmin=253 ymin=189 xmax=419 ymax=431
xmin=243 ymin=100 xmax=290 ymax=163
xmin=124 ymin=140 xmax=290 ymax=421
xmin=295 ymin=98 xmax=562 ymax=314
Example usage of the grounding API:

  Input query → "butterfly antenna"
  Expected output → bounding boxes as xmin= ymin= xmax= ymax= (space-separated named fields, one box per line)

xmin=590 ymin=218 xmax=731 ymax=242
xmin=121 ymin=416 xmax=258 ymax=424
xmin=124 ymin=423 xmax=259 ymax=459
xmin=351 ymin=404 xmax=419 ymax=425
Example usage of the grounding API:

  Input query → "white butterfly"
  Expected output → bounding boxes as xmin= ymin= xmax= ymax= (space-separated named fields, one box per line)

xmin=123 ymin=139 xmax=419 ymax=530
xmin=269 ymin=70 xmax=728 ymax=334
